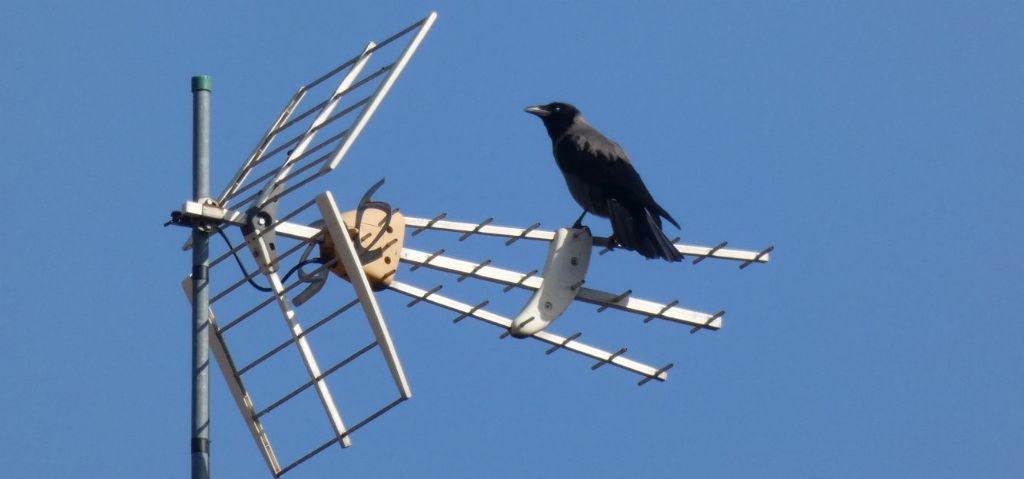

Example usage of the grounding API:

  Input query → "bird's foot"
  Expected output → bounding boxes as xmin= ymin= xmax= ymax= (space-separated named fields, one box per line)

xmin=606 ymin=235 xmax=618 ymax=250
xmin=571 ymin=211 xmax=588 ymax=230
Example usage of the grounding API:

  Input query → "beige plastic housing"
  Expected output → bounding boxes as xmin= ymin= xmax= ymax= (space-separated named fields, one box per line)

xmin=320 ymin=207 xmax=405 ymax=290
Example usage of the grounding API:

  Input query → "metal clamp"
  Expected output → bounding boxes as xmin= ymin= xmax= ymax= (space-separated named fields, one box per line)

xmin=597 ymin=289 xmax=632 ymax=312
xmin=591 ymin=347 xmax=627 ymax=370
xmin=453 ymin=300 xmax=489 ymax=323
xmin=411 ymin=212 xmax=446 ymax=236
xmin=692 ymin=241 xmax=728 ymax=265
xmin=642 ymin=299 xmax=679 ymax=323
xmin=503 ymin=269 xmax=538 ymax=292
xmin=638 ymin=363 xmax=674 ymax=386
xmin=457 ymin=259 xmax=492 ymax=282
xmin=165 ymin=210 xmax=221 ymax=232
xmin=689 ymin=310 xmax=724 ymax=334
xmin=458 ymin=217 xmax=494 ymax=241
xmin=504 ymin=222 xmax=540 ymax=246
xmin=545 ymin=332 xmax=582 ymax=355
xmin=406 ymin=284 xmax=442 ymax=307
xmin=739 ymin=245 xmax=774 ymax=269
xmin=409 ymin=248 xmax=444 ymax=272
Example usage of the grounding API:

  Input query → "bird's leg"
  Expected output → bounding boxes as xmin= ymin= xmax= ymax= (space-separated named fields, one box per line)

xmin=571 ymin=210 xmax=587 ymax=229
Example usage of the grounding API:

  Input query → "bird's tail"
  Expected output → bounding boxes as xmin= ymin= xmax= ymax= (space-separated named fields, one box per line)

xmin=607 ymin=199 xmax=682 ymax=262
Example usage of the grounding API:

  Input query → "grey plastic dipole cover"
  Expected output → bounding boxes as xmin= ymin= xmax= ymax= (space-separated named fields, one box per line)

xmin=509 ymin=228 xmax=592 ymax=337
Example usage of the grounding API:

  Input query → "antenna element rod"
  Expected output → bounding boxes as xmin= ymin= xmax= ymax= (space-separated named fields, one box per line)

xmin=190 ymin=74 xmax=212 ymax=479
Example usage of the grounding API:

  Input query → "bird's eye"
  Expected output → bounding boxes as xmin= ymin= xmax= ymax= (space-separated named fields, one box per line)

xmin=554 ymin=106 xmax=562 ymax=112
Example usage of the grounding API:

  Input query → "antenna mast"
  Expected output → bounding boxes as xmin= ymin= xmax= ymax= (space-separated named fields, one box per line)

xmin=190 ymin=74 xmax=212 ymax=479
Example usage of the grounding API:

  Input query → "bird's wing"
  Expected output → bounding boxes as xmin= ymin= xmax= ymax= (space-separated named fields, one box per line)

xmin=556 ymin=127 xmax=680 ymax=229
xmin=554 ymin=127 xmax=641 ymax=192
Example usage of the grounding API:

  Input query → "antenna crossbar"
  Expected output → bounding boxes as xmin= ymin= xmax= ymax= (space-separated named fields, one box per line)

xmin=225 ymin=125 xmax=350 ymax=207
xmin=271 ymin=64 xmax=389 ymax=140
xmin=185 ymin=11 xmax=438 ymax=247
xmin=181 ymin=279 xmax=282 ymax=475
xmin=262 ymin=265 xmax=354 ymax=447
xmin=256 ymin=95 xmax=367 ymax=165
xmin=404 ymin=215 xmax=770 ymax=264
xmin=275 ymin=397 xmax=406 ymax=477
xmin=217 ymin=258 xmax=338 ymax=333
xmin=405 ymin=216 xmax=557 ymax=241
xmin=399 ymin=247 xmax=722 ymax=330
xmin=303 ymin=14 xmax=430 ymax=91
xmin=322 ymin=13 xmax=438 ymax=173
xmin=219 ymin=88 xmax=306 ymax=208
xmin=254 ymin=341 xmax=378 ymax=420
xmin=387 ymin=281 xmax=669 ymax=382
xmin=238 ymin=299 xmax=360 ymax=376
xmin=229 ymin=153 xmax=331 ymax=211
xmin=254 ymin=44 xmax=376 ymax=209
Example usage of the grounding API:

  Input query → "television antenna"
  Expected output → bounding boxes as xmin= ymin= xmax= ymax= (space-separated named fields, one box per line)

xmin=168 ymin=11 xmax=771 ymax=478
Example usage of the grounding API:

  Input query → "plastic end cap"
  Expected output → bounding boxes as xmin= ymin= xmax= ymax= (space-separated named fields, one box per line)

xmin=191 ymin=75 xmax=212 ymax=92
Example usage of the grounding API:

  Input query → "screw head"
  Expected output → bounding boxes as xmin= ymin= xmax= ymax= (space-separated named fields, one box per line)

xmin=570 ymin=257 xmax=578 ymax=266
xmin=544 ymin=301 xmax=552 ymax=310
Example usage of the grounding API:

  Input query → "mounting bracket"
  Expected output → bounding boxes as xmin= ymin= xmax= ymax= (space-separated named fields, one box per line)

xmin=509 ymin=227 xmax=592 ymax=337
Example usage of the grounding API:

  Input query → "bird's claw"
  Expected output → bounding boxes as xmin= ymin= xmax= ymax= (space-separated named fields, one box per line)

xmin=570 ymin=220 xmax=591 ymax=235
xmin=572 ymin=211 xmax=588 ymax=230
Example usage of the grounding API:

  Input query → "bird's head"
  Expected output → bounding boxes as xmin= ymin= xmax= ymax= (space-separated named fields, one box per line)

xmin=525 ymin=102 xmax=581 ymax=138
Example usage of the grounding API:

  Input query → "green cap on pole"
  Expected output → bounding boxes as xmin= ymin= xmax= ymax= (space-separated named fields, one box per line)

xmin=191 ymin=75 xmax=212 ymax=92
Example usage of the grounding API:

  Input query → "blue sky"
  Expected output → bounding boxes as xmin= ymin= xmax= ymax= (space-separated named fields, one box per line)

xmin=1 ymin=1 xmax=1021 ymax=478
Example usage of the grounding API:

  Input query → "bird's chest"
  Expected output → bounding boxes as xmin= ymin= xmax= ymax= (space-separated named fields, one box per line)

xmin=563 ymin=173 xmax=609 ymax=216
xmin=551 ymin=136 xmax=589 ymax=172
xmin=552 ymin=137 xmax=610 ymax=217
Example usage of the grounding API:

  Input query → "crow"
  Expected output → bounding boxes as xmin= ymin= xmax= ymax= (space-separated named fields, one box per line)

xmin=525 ymin=102 xmax=682 ymax=262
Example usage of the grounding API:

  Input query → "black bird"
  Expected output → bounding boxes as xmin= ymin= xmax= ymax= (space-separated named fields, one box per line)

xmin=525 ymin=102 xmax=682 ymax=262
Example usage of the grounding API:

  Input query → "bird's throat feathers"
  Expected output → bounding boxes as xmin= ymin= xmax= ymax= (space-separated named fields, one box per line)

xmin=544 ymin=114 xmax=589 ymax=142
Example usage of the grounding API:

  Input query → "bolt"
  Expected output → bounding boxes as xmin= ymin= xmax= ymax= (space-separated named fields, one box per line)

xmin=570 ymin=257 xmax=578 ymax=266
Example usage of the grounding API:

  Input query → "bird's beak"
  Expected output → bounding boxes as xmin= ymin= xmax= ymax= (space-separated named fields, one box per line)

xmin=524 ymin=105 xmax=550 ymax=118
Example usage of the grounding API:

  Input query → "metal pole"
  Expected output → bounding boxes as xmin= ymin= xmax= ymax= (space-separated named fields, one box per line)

xmin=191 ymin=74 xmax=212 ymax=479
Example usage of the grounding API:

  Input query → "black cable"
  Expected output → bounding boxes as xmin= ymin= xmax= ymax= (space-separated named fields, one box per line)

xmin=282 ymin=257 xmax=329 ymax=284
xmin=216 ymin=228 xmax=326 ymax=292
